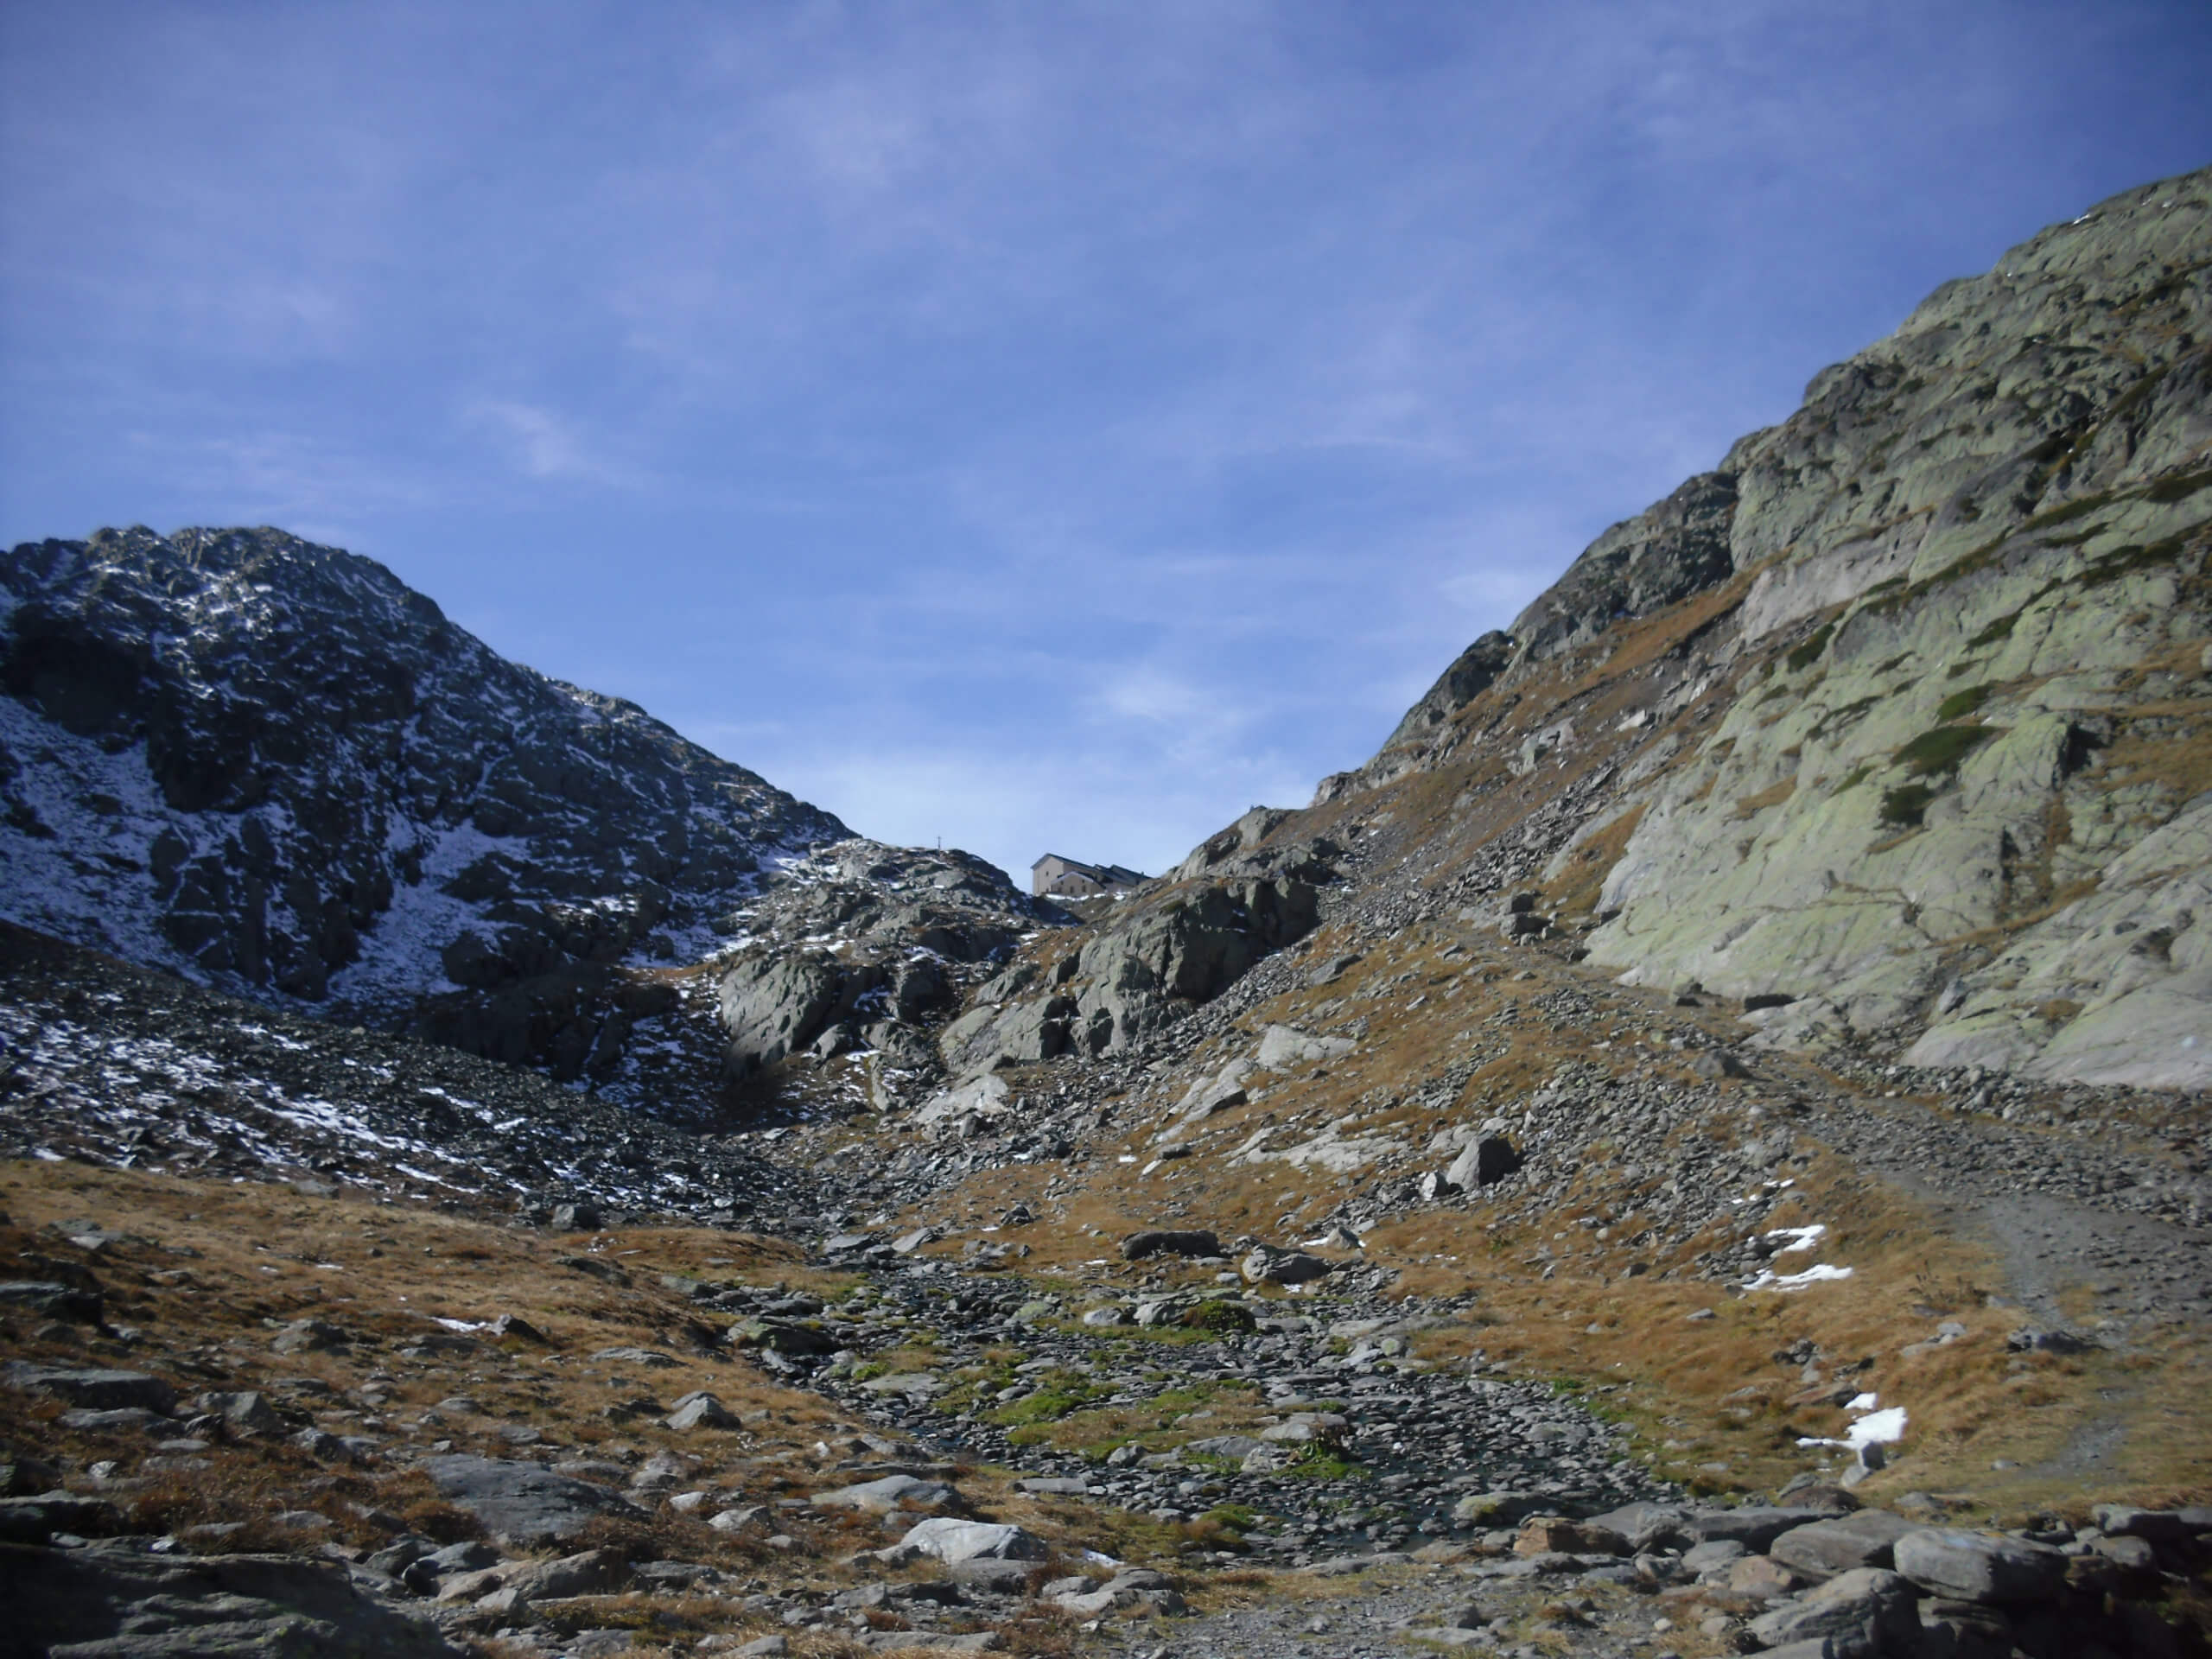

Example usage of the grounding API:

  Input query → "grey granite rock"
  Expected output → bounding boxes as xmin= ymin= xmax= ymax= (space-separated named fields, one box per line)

xmin=419 ymin=1454 xmax=641 ymax=1548
xmin=1893 ymin=1527 xmax=2069 ymax=1604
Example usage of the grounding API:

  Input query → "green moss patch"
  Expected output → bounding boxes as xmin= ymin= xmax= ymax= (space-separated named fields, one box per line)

xmin=1936 ymin=683 xmax=1994 ymax=721
xmin=2146 ymin=466 xmax=2212 ymax=504
xmin=1879 ymin=783 xmax=1936 ymax=828
xmin=2076 ymin=534 xmax=2191 ymax=590
xmin=1786 ymin=622 xmax=1836 ymax=672
xmin=1895 ymin=723 xmax=1998 ymax=777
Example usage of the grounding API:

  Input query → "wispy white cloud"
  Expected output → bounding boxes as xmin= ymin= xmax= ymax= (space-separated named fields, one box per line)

xmin=6 ymin=0 xmax=2208 ymax=880
xmin=462 ymin=399 xmax=640 ymax=487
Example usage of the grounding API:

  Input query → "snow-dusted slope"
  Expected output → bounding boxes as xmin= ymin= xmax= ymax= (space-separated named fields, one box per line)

xmin=0 ymin=525 xmax=852 ymax=1095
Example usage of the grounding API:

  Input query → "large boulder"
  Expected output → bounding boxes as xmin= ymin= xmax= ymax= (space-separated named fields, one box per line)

xmin=1445 ymin=1135 xmax=1522 ymax=1191
xmin=1744 ymin=1566 xmax=1919 ymax=1656
xmin=1155 ymin=1060 xmax=1254 ymax=1143
xmin=3 ymin=1362 xmax=177 ymax=1415
xmin=1122 ymin=1230 xmax=1223 ymax=1262
xmin=1768 ymin=1509 xmax=1918 ymax=1580
xmin=419 ymin=1454 xmax=641 ymax=1548
xmin=1681 ymin=1506 xmax=1833 ymax=1552
xmin=897 ymin=1518 xmax=1047 ymax=1565
xmin=1242 ymin=1246 xmax=1332 ymax=1285
xmin=1893 ymin=1527 xmax=2069 ymax=1604
xmin=1255 ymin=1024 xmax=1356 ymax=1069
xmin=436 ymin=1548 xmax=627 ymax=1605
xmin=717 ymin=951 xmax=855 ymax=1071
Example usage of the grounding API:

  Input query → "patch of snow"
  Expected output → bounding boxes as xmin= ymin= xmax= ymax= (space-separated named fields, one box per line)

xmin=1745 ymin=1262 xmax=1853 ymax=1291
xmin=1848 ymin=1406 xmax=1907 ymax=1446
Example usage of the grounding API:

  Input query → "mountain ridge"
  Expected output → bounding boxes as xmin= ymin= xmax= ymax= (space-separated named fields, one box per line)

xmin=3 ymin=167 xmax=2210 ymax=1659
xmin=0 ymin=524 xmax=1047 ymax=1112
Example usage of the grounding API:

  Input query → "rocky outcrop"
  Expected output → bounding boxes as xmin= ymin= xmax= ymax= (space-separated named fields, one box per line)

xmin=938 ymin=873 xmax=1322 ymax=1073
xmin=0 ymin=526 xmax=842 ymax=1091
xmin=714 ymin=842 xmax=1045 ymax=1076
xmin=1329 ymin=166 xmax=2212 ymax=1086
xmin=1509 ymin=470 xmax=1740 ymax=665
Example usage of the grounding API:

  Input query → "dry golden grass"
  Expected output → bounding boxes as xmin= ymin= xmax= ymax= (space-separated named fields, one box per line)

xmin=1374 ymin=1145 xmax=2212 ymax=1515
xmin=898 ymin=931 xmax=2212 ymax=1519
xmin=2103 ymin=715 xmax=2212 ymax=804
xmin=0 ymin=1156 xmax=1120 ymax=1650
xmin=1731 ymin=778 xmax=1798 ymax=822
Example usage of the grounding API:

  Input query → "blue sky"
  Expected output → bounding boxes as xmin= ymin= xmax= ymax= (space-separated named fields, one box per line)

xmin=4 ymin=3 xmax=2209 ymax=886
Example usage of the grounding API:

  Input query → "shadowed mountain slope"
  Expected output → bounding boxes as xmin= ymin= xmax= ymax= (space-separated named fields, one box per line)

xmin=0 ymin=526 xmax=1042 ymax=1111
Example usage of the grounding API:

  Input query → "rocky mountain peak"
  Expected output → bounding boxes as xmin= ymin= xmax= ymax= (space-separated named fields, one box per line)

xmin=0 ymin=524 xmax=1048 ymax=1109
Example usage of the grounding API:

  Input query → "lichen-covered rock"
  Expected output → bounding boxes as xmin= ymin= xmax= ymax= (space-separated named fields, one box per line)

xmin=1333 ymin=167 xmax=2212 ymax=1089
xmin=896 ymin=1516 xmax=1046 ymax=1564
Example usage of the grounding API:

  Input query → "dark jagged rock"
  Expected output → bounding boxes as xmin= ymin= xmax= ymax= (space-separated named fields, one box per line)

xmin=715 ymin=842 xmax=1046 ymax=1077
xmin=0 ymin=525 xmax=846 ymax=1095
xmin=420 ymin=1454 xmax=644 ymax=1548
xmin=2 ymin=1543 xmax=464 ymax=1656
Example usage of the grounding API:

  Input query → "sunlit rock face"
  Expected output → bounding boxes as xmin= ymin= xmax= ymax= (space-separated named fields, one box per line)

xmin=1332 ymin=167 xmax=2212 ymax=1086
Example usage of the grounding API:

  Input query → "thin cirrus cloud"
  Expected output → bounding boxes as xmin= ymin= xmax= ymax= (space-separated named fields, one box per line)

xmin=462 ymin=401 xmax=641 ymax=489
xmin=3 ymin=2 xmax=2210 ymax=885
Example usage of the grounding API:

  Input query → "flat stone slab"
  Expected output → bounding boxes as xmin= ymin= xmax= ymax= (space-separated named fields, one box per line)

xmin=1769 ymin=1510 xmax=1917 ymax=1579
xmin=1681 ymin=1505 xmax=1833 ymax=1552
xmin=3 ymin=1362 xmax=177 ymax=1415
xmin=810 ymin=1474 xmax=966 ymax=1515
xmin=420 ymin=1454 xmax=642 ymax=1548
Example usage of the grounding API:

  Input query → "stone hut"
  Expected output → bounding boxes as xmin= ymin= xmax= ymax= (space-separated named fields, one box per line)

xmin=1030 ymin=854 xmax=1147 ymax=899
